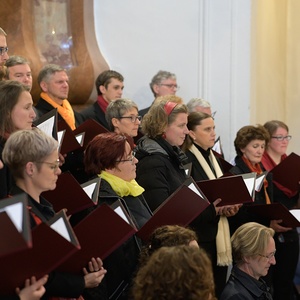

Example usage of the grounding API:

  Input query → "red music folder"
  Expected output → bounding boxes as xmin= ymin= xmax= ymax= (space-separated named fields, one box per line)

xmin=73 ymin=118 xmax=109 ymax=150
xmin=57 ymin=119 xmax=82 ymax=155
xmin=271 ymin=152 xmax=300 ymax=192
xmin=0 ymin=193 xmax=32 ymax=257
xmin=0 ymin=210 xmax=80 ymax=295
xmin=136 ymin=177 xmax=210 ymax=241
xmin=58 ymin=203 xmax=137 ymax=274
xmin=246 ymin=203 xmax=300 ymax=228
xmin=42 ymin=172 xmax=100 ymax=215
xmin=197 ymin=173 xmax=256 ymax=206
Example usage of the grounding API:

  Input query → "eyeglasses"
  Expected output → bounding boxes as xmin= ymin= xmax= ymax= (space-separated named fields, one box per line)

xmin=36 ymin=159 xmax=60 ymax=171
xmin=116 ymin=152 xmax=136 ymax=164
xmin=0 ymin=47 xmax=8 ymax=56
xmin=258 ymin=250 xmax=276 ymax=260
xmin=271 ymin=135 xmax=292 ymax=141
xmin=159 ymin=84 xmax=180 ymax=90
xmin=119 ymin=115 xmax=142 ymax=123
xmin=211 ymin=111 xmax=217 ymax=118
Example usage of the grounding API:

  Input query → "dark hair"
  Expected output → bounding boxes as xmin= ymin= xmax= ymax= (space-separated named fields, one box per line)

xmin=181 ymin=111 xmax=213 ymax=152
xmin=0 ymin=80 xmax=30 ymax=136
xmin=139 ymin=225 xmax=198 ymax=266
xmin=95 ymin=70 xmax=124 ymax=95
xmin=132 ymin=245 xmax=216 ymax=300
xmin=234 ymin=125 xmax=270 ymax=157
xmin=84 ymin=132 xmax=134 ymax=175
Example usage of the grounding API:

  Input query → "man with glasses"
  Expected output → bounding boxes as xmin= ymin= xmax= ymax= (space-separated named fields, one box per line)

xmin=78 ymin=70 xmax=124 ymax=129
xmin=0 ymin=27 xmax=9 ymax=80
xmin=139 ymin=70 xmax=179 ymax=117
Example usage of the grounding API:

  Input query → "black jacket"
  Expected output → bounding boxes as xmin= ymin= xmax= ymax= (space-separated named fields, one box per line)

xmin=220 ymin=266 xmax=273 ymax=300
xmin=77 ymin=101 xmax=109 ymax=130
xmin=70 ymin=178 xmax=152 ymax=300
xmin=135 ymin=136 xmax=188 ymax=211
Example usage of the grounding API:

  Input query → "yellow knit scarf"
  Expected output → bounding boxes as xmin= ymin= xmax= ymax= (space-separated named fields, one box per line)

xmin=40 ymin=92 xmax=76 ymax=130
xmin=99 ymin=171 xmax=145 ymax=197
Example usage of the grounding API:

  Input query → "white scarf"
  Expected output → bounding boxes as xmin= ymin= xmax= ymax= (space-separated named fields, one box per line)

xmin=189 ymin=144 xmax=232 ymax=266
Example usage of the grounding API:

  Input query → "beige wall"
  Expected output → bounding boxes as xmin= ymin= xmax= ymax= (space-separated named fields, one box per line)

xmin=252 ymin=0 xmax=299 ymax=154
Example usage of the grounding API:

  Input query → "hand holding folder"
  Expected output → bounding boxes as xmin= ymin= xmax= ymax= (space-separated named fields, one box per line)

xmin=247 ymin=203 xmax=300 ymax=228
xmin=42 ymin=172 xmax=100 ymax=215
xmin=196 ymin=173 xmax=256 ymax=206
xmin=0 ymin=210 xmax=80 ymax=295
xmin=136 ymin=178 xmax=210 ymax=241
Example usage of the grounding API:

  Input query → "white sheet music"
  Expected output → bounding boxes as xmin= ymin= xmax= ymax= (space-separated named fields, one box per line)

xmin=188 ymin=183 xmax=204 ymax=198
xmin=0 ymin=202 xmax=23 ymax=232
xmin=57 ymin=130 xmax=65 ymax=150
xmin=50 ymin=217 xmax=71 ymax=242
xmin=37 ymin=115 xmax=55 ymax=137
xmin=114 ymin=206 xmax=130 ymax=224
xmin=290 ymin=209 xmax=300 ymax=222
xmin=82 ymin=183 xmax=97 ymax=199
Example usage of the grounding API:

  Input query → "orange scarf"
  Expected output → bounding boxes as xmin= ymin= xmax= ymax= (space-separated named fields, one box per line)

xmin=40 ymin=92 xmax=76 ymax=130
xmin=242 ymin=156 xmax=271 ymax=204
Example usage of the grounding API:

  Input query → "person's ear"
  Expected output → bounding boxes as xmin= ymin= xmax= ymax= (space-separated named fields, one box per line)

xmin=99 ymin=85 xmax=106 ymax=95
xmin=153 ymin=84 xmax=160 ymax=95
xmin=188 ymin=130 xmax=196 ymax=141
xmin=25 ymin=161 xmax=35 ymax=177
xmin=111 ymin=117 xmax=119 ymax=128
xmin=40 ymin=81 xmax=48 ymax=92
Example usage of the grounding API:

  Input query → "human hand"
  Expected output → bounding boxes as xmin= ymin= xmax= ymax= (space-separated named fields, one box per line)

xmin=270 ymin=219 xmax=292 ymax=232
xmin=83 ymin=257 xmax=107 ymax=288
xmin=16 ymin=275 xmax=48 ymax=300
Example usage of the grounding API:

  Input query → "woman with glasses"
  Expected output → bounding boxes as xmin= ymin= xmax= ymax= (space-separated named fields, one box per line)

xmin=0 ymin=80 xmax=36 ymax=199
xmin=261 ymin=120 xmax=299 ymax=300
xmin=71 ymin=132 xmax=152 ymax=300
xmin=220 ymin=222 xmax=275 ymax=300
xmin=105 ymin=98 xmax=142 ymax=138
xmin=2 ymin=128 xmax=106 ymax=299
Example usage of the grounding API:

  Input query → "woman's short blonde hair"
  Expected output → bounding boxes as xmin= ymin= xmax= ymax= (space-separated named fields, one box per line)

xmin=141 ymin=96 xmax=188 ymax=138
xmin=231 ymin=222 xmax=275 ymax=265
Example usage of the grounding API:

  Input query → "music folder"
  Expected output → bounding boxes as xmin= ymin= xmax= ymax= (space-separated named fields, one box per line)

xmin=42 ymin=172 xmax=100 ymax=215
xmin=196 ymin=173 xmax=256 ymax=206
xmin=246 ymin=203 xmax=300 ymax=228
xmin=57 ymin=119 xmax=82 ymax=155
xmin=271 ymin=152 xmax=300 ymax=192
xmin=136 ymin=177 xmax=210 ymax=241
xmin=73 ymin=119 xmax=109 ymax=150
xmin=0 ymin=210 xmax=80 ymax=295
xmin=58 ymin=203 xmax=137 ymax=274
xmin=34 ymin=108 xmax=58 ymax=140
xmin=0 ymin=194 xmax=31 ymax=257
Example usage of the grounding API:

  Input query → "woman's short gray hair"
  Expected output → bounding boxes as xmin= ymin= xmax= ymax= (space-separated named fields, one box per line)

xmin=2 ymin=128 xmax=58 ymax=179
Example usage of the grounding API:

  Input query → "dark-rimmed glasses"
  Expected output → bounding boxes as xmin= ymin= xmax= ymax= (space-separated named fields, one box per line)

xmin=271 ymin=135 xmax=292 ymax=141
xmin=119 ymin=115 xmax=142 ymax=123
xmin=116 ymin=152 xmax=136 ymax=164
xmin=0 ymin=47 xmax=8 ymax=56
xmin=159 ymin=84 xmax=179 ymax=90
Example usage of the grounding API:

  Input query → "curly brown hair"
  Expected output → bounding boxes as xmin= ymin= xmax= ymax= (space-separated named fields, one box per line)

xmin=132 ymin=245 xmax=216 ymax=300
xmin=138 ymin=225 xmax=198 ymax=266
xmin=234 ymin=124 xmax=270 ymax=157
